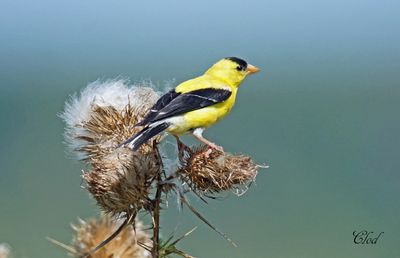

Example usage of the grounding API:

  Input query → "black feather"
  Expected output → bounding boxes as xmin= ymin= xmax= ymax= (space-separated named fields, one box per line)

xmin=149 ymin=88 xmax=232 ymax=123
xmin=121 ymin=88 xmax=231 ymax=150
xmin=136 ymin=89 xmax=180 ymax=126
xmin=225 ymin=57 xmax=248 ymax=70
xmin=123 ymin=122 xmax=170 ymax=151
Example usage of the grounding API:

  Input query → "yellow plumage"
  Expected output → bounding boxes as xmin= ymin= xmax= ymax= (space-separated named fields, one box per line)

xmin=169 ymin=58 xmax=255 ymax=135
xmin=123 ymin=57 xmax=259 ymax=152
xmin=168 ymin=79 xmax=237 ymax=135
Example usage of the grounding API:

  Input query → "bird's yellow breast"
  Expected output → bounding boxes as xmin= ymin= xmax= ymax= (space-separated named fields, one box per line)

xmin=167 ymin=77 xmax=238 ymax=135
xmin=184 ymin=90 xmax=236 ymax=127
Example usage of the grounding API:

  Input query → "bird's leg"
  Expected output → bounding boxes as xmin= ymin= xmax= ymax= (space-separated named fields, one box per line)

xmin=192 ymin=128 xmax=224 ymax=153
xmin=174 ymin=135 xmax=190 ymax=160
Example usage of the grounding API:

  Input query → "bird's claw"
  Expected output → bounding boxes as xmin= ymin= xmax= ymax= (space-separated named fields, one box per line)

xmin=202 ymin=144 xmax=224 ymax=159
xmin=202 ymin=148 xmax=213 ymax=158
xmin=207 ymin=143 xmax=224 ymax=153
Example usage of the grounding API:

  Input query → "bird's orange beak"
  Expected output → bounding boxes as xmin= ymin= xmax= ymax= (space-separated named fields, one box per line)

xmin=246 ymin=64 xmax=260 ymax=75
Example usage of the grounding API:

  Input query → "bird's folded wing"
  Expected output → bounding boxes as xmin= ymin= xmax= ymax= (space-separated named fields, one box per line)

xmin=145 ymin=88 xmax=232 ymax=124
xmin=136 ymin=89 xmax=180 ymax=126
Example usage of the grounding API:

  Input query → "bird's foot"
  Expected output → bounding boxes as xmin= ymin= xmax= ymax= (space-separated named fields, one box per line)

xmin=202 ymin=148 xmax=213 ymax=158
xmin=206 ymin=142 xmax=224 ymax=153
xmin=201 ymin=145 xmax=224 ymax=159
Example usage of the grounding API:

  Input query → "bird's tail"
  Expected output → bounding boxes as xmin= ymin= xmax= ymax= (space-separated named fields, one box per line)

xmin=121 ymin=122 xmax=169 ymax=151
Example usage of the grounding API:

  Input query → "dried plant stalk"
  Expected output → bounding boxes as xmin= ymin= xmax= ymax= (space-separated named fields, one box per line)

xmin=178 ymin=146 xmax=259 ymax=195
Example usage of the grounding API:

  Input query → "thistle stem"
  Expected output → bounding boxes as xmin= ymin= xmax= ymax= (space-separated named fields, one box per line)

xmin=152 ymin=182 xmax=162 ymax=258
xmin=152 ymin=144 xmax=164 ymax=258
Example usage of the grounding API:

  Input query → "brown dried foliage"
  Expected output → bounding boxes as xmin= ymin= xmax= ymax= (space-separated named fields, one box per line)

xmin=83 ymin=147 xmax=160 ymax=215
xmin=71 ymin=215 xmax=151 ymax=258
xmin=78 ymin=104 xmax=159 ymax=164
xmin=178 ymin=146 xmax=259 ymax=195
xmin=77 ymin=98 xmax=163 ymax=215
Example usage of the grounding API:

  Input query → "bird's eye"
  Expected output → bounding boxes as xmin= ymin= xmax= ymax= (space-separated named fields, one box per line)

xmin=236 ymin=65 xmax=244 ymax=71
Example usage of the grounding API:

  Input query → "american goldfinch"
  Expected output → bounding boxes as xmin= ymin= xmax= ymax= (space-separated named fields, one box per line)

xmin=122 ymin=57 xmax=260 ymax=152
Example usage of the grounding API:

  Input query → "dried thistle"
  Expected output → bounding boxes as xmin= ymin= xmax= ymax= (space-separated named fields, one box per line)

xmin=83 ymin=147 xmax=160 ymax=215
xmin=80 ymin=104 xmax=159 ymax=163
xmin=60 ymin=80 xmax=160 ymax=163
xmin=69 ymin=215 xmax=151 ymax=258
xmin=59 ymin=79 xmax=267 ymax=257
xmin=60 ymin=80 xmax=165 ymax=216
xmin=178 ymin=146 xmax=261 ymax=196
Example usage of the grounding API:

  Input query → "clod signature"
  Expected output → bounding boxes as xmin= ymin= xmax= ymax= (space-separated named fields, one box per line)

xmin=353 ymin=230 xmax=384 ymax=244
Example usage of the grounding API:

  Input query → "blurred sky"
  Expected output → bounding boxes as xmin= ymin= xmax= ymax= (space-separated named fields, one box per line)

xmin=0 ymin=0 xmax=399 ymax=257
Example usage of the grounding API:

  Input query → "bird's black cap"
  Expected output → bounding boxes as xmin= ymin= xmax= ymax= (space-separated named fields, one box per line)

xmin=225 ymin=57 xmax=248 ymax=71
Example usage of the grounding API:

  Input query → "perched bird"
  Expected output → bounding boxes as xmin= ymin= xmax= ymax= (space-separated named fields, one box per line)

xmin=122 ymin=57 xmax=260 ymax=153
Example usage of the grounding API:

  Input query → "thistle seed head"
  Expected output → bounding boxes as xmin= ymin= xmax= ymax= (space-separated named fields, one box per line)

xmin=61 ymin=80 xmax=159 ymax=162
xmin=71 ymin=215 xmax=151 ymax=258
xmin=178 ymin=146 xmax=261 ymax=196
xmin=83 ymin=147 xmax=160 ymax=215
xmin=79 ymin=104 xmax=158 ymax=163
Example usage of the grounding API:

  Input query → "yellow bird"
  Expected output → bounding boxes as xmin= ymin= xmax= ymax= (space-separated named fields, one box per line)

xmin=122 ymin=57 xmax=260 ymax=152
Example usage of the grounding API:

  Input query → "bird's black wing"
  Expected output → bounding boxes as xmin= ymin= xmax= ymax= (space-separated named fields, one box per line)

xmin=148 ymin=88 xmax=232 ymax=123
xmin=136 ymin=89 xmax=181 ymax=126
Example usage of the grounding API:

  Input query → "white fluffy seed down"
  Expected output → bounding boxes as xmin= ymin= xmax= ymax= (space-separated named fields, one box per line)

xmin=0 ymin=243 xmax=11 ymax=258
xmin=60 ymin=79 xmax=159 ymax=160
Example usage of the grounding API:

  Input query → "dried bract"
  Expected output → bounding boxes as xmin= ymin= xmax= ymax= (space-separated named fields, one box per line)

xmin=60 ymin=80 xmax=159 ymax=162
xmin=83 ymin=147 xmax=159 ymax=215
xmin=178 ymin=146 xmax=260 ymax=195
xmin=71 ymin=215 xmax=151 ymax=258
xmin=80 ymin=104 xmax=158 ymax=163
